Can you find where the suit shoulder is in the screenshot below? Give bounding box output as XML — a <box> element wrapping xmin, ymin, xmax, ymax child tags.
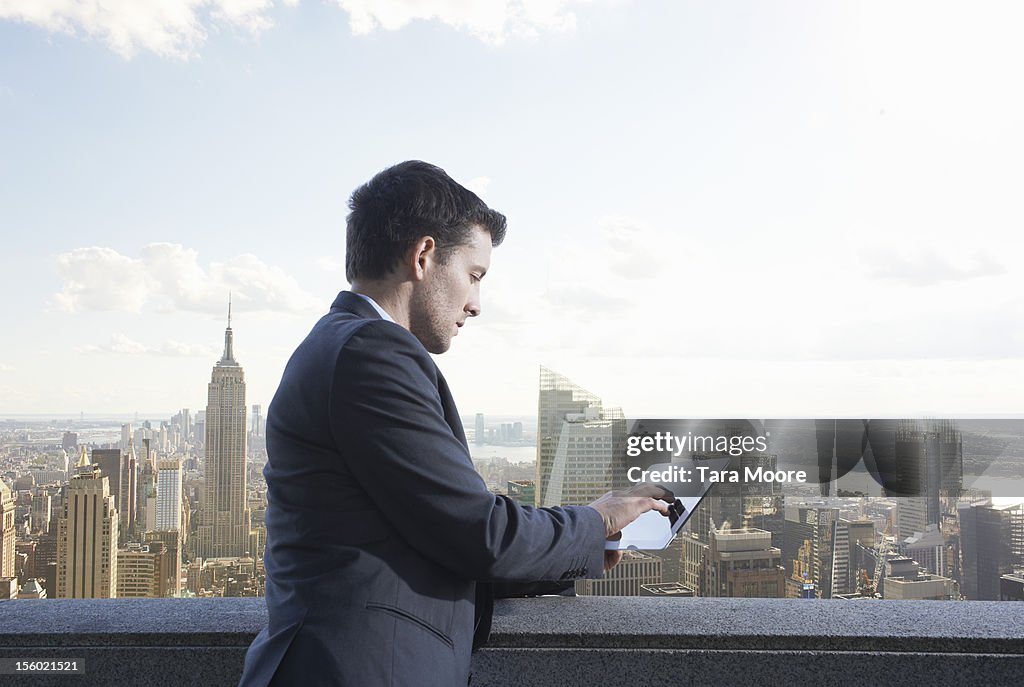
<box><xmin>300</xmin><ymin>311</ymin><xmax>408</xmax><ymax>352</ymax></box>
<box><xmin>340</xmin><ymin>318</ymin><xmax>429</xmax><ymax>358</ymax></box>
<box><xmin>316</xmin><ymin>317</ymin><xmax>437</xmax><ymax>389</ymax></box>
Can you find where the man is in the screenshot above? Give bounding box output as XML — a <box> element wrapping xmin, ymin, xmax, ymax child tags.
<box><xmin>238</xmin><ymin>161</ymin><xmax>670</xmax><ymax>687</ymax></box>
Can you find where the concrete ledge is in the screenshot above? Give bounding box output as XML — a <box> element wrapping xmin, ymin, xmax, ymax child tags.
<box><xmin>0</xmin><ymin>597</ymin><xmax>1021</xmax><ymax>685</ymax></box>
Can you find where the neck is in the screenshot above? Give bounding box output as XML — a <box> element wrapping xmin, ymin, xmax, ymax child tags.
<box><xmin>350</xmin><ymin>281</ymin><xmax>411</xmax><ymax>328</ymax></box>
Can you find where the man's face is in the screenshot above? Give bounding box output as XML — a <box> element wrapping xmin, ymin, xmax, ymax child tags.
<box><xmin>408</xmin><ymin>225</ymin><xmax>491</xmax><ymax>354</ymax></box>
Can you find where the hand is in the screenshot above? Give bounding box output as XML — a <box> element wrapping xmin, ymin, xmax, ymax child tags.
<box><xmin>604</xmin><ymin>532</ymin><xmax>623</xmax><ymax>572</ymax></box>
<box><xmin>588</xmin><ymin>483</ymin><xmax>675</xmax><ymax>540</ymax></box>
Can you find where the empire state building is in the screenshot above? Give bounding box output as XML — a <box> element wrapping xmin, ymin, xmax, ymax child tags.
<box><xmin>196</xmin><ymin>300</ymin><xmax>251</xmax><ymax>559</ymax></box>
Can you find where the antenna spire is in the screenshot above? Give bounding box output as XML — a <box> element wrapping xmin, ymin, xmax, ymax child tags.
<box><xmin>220</xmin><ymin>294</ymin><xmax>237</xmax><ymax>364</ymax></box>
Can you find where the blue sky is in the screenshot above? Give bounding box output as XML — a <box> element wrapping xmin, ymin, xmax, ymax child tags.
<box><xmin>1</xmin><ymin>1</ymin><xmax>1022</xmax><ymax>417</ymax></box>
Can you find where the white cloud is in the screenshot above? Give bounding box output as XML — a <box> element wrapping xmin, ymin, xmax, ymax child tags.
<box><xmin>865</xmin><ymin>247</ymin><xmax>1007</xmax><ymax>286</ymax></box>
<box><xmin>0</xmin><ymin>0</ymin><xmax>280</xmax><ymax>59</ymax></box>
<box><xmin>77</xmin><ymin>333</ymin><xmax>221</xmax><ymax>357</ymax></box>
<box><xmin>54</xmin><ymin>247</ymin><xmax>152</xmax><ymax>312</ymax></box>
<box><xmin>55</xmin><ymin>243</ymin><xmax>320</xmax><ymax>315</ymax></box>
<box><xmin>0</xmin><ymin>364</ymin><xmax>13</xmax><ymax>372</ymax></box>
<box><xmin>1</xmin><ymin>0</ymin><xmax>591</xmax><ymax>57</ymax></box>
<box><xmin>333</xmin><ymin>0</ymin><xmax>580</xmax><ymax>43</ymax></box>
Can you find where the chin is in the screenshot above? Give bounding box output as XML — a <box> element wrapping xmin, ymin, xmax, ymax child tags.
<box><xmin>419</xmin><ymin>336</ymin><xmax>451</xmax><ymax>355</ymax></box>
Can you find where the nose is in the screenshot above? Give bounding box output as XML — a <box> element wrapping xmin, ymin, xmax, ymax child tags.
<box><xmin>465</xmin><ymin>301</ymin><xmax>481</xmax><ymax>318</ymax></box>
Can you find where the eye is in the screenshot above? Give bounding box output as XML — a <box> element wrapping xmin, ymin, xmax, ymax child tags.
<box><xmin>470</xmin><ymin>273</ymin><xmax>482</xmax><ymax>283</ymax></box>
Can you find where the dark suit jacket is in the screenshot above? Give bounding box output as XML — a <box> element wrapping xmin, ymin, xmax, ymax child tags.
<box><xmin>238</xmin><ymin>291</ymin><xmax>606</xmax><ymax>687</ymax></box>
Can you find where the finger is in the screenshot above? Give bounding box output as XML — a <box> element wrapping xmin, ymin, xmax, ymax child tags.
<box><xmin>607</xmin><ymin>531</ymin><xmax>623</xmax><ymax>541</ymax></box>
<box><xmin>647</xmin><ymin>497</ymin><xmax>670</xmax><ymax>515</ymax></box>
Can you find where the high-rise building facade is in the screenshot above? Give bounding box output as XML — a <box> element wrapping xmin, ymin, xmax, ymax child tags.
<box><xmin>536</xmin><ymin>367</ymin><xmax>626</xmax><ymax>507</ymax></box>
<box><xmin>156</xmin><ymin>459</ymin><xmax>184</xmax><ymax>532</ymax></box>
<box><xmin>56</xmin><ymin>449</ymin><xmax>119</xmax><ymax>598</ymax></box>
<box><xmin>690</xmin><ymin>446</ymin><xmax>782</xmax><ymax>546</ymax></box>
<box><xmin>144</xmin><ymin>530</ymin><xmax>183</xmax><ymax>597</ymax></box>
<box><xmin>576</xmin><ymin>550</ymin><xmax>662</xmax><ymax>596</ymax></box>
<box><xmin>704</xmin><ymin>527</ymin><xmax>785</xmax><ymax>598</ymax></box>
<box><xmin>899</xmin><ymin>524</ymin><xmax>950</xmax><ymax>577</ymax></box>
<box><xmin>30</xmin><ymin>487</ymin><xmax>53</xmax><ymax>535</ymax></box>
<box><xmin>1004</xmin><ymin>502</ymin><xmax>1024</xmax><ymax>569</ymax></box>
<box><xmin>830</xmin><ymin>519</ymin><xmax>875</xmax><ymax>597</ymax></box>
<box><xmin>197</xmin><ymin>302</ymin><xmax>251</xmax><ymax>559</ymax></box>
<box><xmin>121</xmin><ymin>445</ymin><xmax>137</xmax><ymax>535</ymax></box>
<box><xmin>136</xmin><ymin>439</ymin><xmax>158</xmax><ymax>534</ymax></box>
<box><xmin>116</xmin><ymin>542</ymin><xmax>170</xmax><ymax>598</ymax></box>
<box><xmin>62</xmin><ymin>432</ymin><xmax>78</xmax><ymax>452</ymax></box>
<box><xmin>681</xmin><ymin>535</ymin><xmax>709</xmax><ymax>595</ymax></box>
<box><xmin>474</xmin><ymin>413</ymin><xmax>485</xmax><ymax>446</ymax></box>
<box><xmin>91</xmin><ymin>448</ymin><xmax>123</xmax><ymax>515</ymax></box>
<box><xmin>121</xmin><ymin>423</ymin><xmax>133</xmax><ymax>453</ymax></box>
<box><xmin>251</xmin><ymin>404</ymin><xmax>263</xmax><ymax>439</ymax></box>
<box><xmin>958</xmin><ymin>503</ymin><xmax>1014</xmax><ymax>600</ymax></box>
<box><xmin>0</xmin><ymin>481</ymin><xmax>15</xmax><ymax>578</ymax></box>
<box><xmin>782</xmin><ymin>504</ymin><xmax>838</xmax><ymax>599</ymax></box>
<box><xmin>893</xmin><ymin>420</ymin><xmax>963</xmax><ymax>539</ymax></box>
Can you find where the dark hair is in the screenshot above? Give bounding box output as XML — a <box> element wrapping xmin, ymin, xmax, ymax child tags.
<box><xmin>345</xmin><ymin>160</ymin><xmax>507</xmax><ymax>282</ymax></box>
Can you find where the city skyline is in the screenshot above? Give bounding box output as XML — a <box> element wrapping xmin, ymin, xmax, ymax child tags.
<box><xmin>3</xmin><ymin>363</ymin><xmax>1024</xmax><ymax>602</ymax></box>
<box><xmin>2</xmin><ymin>1</ymin><xmax>1023</xmax><ymax>417</ymax></box>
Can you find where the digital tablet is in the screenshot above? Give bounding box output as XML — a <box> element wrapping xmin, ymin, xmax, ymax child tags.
<box><xmin>604</xmin><ymin>457</ymin><xmax>730</xmax><ymax>550</ymax></box>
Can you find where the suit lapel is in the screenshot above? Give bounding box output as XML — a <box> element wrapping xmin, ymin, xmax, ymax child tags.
<box><xmin>435</xmin><ymin>371</ymin><xmax>468</xmax><ymax>450</ymax></box>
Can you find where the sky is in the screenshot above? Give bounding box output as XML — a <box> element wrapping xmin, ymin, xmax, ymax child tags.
<box><xmin>1</xmin><ymin>0</ymin><xmax>1022</xmax><ymax>419</ymax></box>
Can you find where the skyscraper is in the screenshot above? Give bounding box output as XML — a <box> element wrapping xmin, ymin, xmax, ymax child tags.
<box><xmin>0</xmin><ymin>481</ymin><xmax>15</xmax><ymax>578</ymax></box>
<box><xmin>30</xmin><ymin>487</ymin><xmax>52</xmax><ymax>535</ymax></box>
<box><xmin>135</xmin><ymin>439</ymin><xmax>158</xmax><ymax>534</ymax></box>
<box><xmin>196</xmin><ymin>299</ymin><xmax>251</xmax><ymax>559</ymax></box>
<box><xmin>958</xmin><ymin>502</ymin><xmax>1014</xmax><ymax>600</ymax></box>
<box><xmin>156</xmin><ymin>459</ymin><xmax>183</xmax><ymax>532</ymax></box>
<box><xmin>92</xmin><ymin>448</ymin><xmax>123</xmax><ymax>514</ymax></box>
<box><xmin>121</xmin><ymin>445</ymin><xmax>137</xmax><ymax>535</ymax></box>
<box><xmin>250</xmin><ymin>403</ymin><xmax>262</xmax><ymax>437</ymax></box>
<box><xmin>121</xmin><ymin>423</ymin><xmax>133</xmax><ymax>453</ymax></box>
<box><xmin>474</xmin><ymin>413</ymin><xmax>485</xmax><ymax>446</ymax></box>
<box><xmin>781</xmin><ymin>504</ymin><xmax>838</xmax><ymax>599</ymax></box>
<box><xmin>830</xmin><ymin>519</ymin><xmax>876</xmax><ymax>597</ymax></box>
<box><xmin>56</xmin><ymin>449</ymin><xmax>119</xmax><ymax>598</ymax></box>
<box><xmin>144</xmin><ymin>530</ymin><xmax>183</xmax><ymax>597</ymax></box>
<box><xmin>536</xmin><ymin>367</ymin><xmax>626</xmax><ymax>507</ymax></box>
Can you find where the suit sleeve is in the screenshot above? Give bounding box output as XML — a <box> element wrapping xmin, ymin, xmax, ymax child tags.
<box><xmin>328</xmin><ymin>320</ymin><xmax>606</xmax><ymax>583</ymax></box>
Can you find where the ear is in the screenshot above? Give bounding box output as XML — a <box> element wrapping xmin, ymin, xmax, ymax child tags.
<box><xmin>408</xmin><ymin>236</ymin><xmax>437</xmax><ymax>281</ymax></box>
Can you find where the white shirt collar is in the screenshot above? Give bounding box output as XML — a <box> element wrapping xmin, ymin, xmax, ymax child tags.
<box><xmin>354</xmin><ymin>292</ymin><xmax>396</xmax><ymax>323</ymax></box>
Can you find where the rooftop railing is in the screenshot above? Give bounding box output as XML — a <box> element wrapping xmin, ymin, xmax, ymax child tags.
<box><xmin>1</xmin><ymin>596</ymin><xmax>1022</xmax><ymax>685</ymax></box>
